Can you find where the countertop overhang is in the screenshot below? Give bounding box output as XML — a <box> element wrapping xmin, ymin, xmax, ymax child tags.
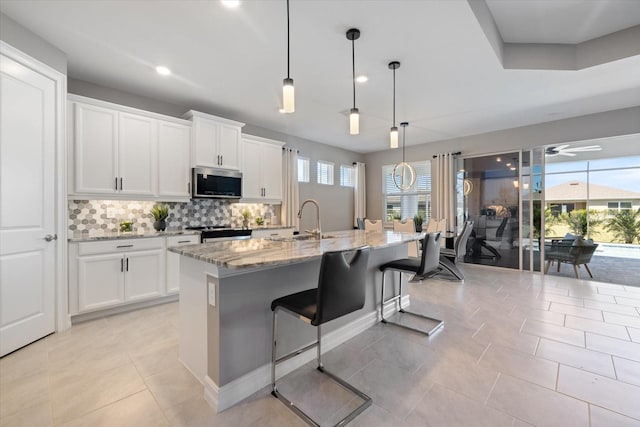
<box><xmin>169</xmin><ymin>229</ymin><xmax>423</xmax><ymax>270</ymax></box>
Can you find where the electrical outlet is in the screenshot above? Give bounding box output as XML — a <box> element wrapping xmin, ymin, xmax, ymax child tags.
<box><xmin>106</xmin><ymin>207</ymin><xmax>116</xmax><ymax>218</ymax></box>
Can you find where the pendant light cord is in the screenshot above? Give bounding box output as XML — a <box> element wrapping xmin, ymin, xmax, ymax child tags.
<box><xmin>286</xmin><ymin>0</ymin><xmax>290</xmax><ymax>79</ymax></box>
<box><xmin>352</xmin><ymin>38</ymin><xmax>356</xmax><ymax>108</ymax></box>
<box><xmin>402</xmin><ymin>124</ymin><xmax>406</xmax><ymax>162</ymax></box>
<box><xmin>392</xmin><ymin>68</ymin><xmax>396</xmax><ymax>127</ymax></box>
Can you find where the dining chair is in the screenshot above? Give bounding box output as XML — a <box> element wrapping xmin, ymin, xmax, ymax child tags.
<box><xmin>364</xmin><ymin>219</ymin><xmax>383</xmax><ymax>232</ymax></box>
<box><xmin>393</xmin><ymin>219</ymin><xmax>418</xmax><ymax>258</ymax></box>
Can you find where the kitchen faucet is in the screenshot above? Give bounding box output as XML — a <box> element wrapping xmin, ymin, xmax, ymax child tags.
<box><xmin>298</xmin><ymin>199</ymin><xmax>322</xmax><ymax>239</ymax></box>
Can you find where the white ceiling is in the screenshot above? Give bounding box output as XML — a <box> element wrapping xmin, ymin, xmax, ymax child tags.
<box><xmin>486</xmin><ymin>0</ymin><xmax>640</xmax><ymax>44</ymax></box>
<box><xmin>1</xmin><ymin>0</ymin><xmax>639</xmax><ymax>153</ymax></box>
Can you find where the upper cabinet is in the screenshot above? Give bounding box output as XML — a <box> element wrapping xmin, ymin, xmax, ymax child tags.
<box><xmin>241</xmin><ymin>135</ymin><xmax>284</xmax><ymax>203</ymax></box>
<box><xmin>183</xmin><ymin>110</ymin><xmax>244</xmax><ymax>170</ymax></box>
<box><xmin>68</xmin><ymin>95</ymin><xmax>192</xmax><ymax>201</ymax></box>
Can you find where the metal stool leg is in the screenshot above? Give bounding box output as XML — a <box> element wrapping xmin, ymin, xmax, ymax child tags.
<box><xmin>380</xmin><ymin>268</ymin><xmax>444</xmax><ymax>336</ymax></box>
<box><xmin>271</xmin><ymin>308</ymin><xmax>372</xmax><ymax>426</ymax></box>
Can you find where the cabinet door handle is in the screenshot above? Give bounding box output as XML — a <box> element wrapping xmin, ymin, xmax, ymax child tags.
<box><xmin>120</xmin><ymin>177</ymin><xmax>123</xmax><ymax>191</ymax></box>
<box><xmin>117</xmin><ymin>244</ymin><xmax>133</xmax><ymax>248</ymax></box>
<box><xmin>126</xmin><ymin>258</ymin><xmax>129</xmax><ymax>272</ymax></box>
<box><xmin>220</xmin><ymin>155</ymin><xmax>223</xmax><ymax>165</ymax></box>
<box><xmin>187</xmin><ymin>182</ymin><xmax>190</xmax><ymax>193</ymax></box>
<box><xmin>120</xmin><ymin>258</ymin><xmax>124</xmax><ymax>272</ymax></box>
<box><xmin>115</xmin><ymin>177</ymin><xmax>118</xmax><ymax>190</ymax></box>
<box><xmin>178</xmin><ymin>240</ymin><xmax>191</xmax><ymax>244</ymax></box>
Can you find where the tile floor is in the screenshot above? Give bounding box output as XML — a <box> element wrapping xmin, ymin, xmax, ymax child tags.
<box><xmin>2</xmin><ymin>264</ymin><xmax>640</xmax><ymax>426</ymax></box>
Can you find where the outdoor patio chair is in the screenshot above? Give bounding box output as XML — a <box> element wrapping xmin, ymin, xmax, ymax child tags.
<box><xmin>544</xmin><ymin>238</ymin><xmax>598</xmax><ymax>279</ymax></box>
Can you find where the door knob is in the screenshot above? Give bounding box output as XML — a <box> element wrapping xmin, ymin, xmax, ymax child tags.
<box><xmin>44</xmin><ymin>234</ymin><xmax>57</xmax><ymax>242</ymax></box>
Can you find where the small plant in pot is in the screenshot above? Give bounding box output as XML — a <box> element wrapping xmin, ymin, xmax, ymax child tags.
<box><xmin>241</xmin><ymin>209</ymin><xmax>251</xmax><ymax>229</ymax></box>
<box><xmin>151</xmin><ymin>204</ymin><xmax>169</xmax><ymax>231</ymax></box>
<box><xmin>413</xmin><ymin>214</ymin><xmax>424</xmax><ymax>232</ymax></box>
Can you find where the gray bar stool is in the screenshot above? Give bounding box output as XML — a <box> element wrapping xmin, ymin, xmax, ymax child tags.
<box><xmin>379</xmin><ymin>232</ymin><xmax>444</xmax><ymax>336</ymax></box>
<box><xmin>439</xmin><ymin>220</ymin><xmax>473</xmax><ymax>281</ymax></box>
<box><xmin>271</xmin><ymin>247</ymin><xmax>372</xmax><ymax>426</ymax></box>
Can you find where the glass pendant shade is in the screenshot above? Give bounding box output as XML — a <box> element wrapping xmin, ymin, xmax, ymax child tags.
<box><xmin>390</xmin><ymin>126</ymin><xmax>399</xmax><ymax>148</ymax></box>
<box><xmin>282</xmin><ymin>78</ymin><xmax>295</xmax><ymax>113</ymax></box>
<box><xmin>350</xmin><ymin>108</ymin><xmax>359</xmax><ymax>135</ymax></box>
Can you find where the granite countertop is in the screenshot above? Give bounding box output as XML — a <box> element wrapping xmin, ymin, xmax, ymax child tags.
<box><xmin>68</xmin><ymin>228</ymin><xmax>201</xmax><ymax>242</ymax></box>
<box><xmin>169</xmin><ymin>229</ymin><xmax>422</xmax><ymax>269</ymax></box>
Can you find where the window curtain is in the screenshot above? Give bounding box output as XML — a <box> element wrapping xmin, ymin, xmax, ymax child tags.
<box><xmin>432</xmin><ymin>153</ymin><xmax>456</xmax><ymax>232</ymax></box>
<box><xmin>353</xmin><ymin>162</ymin><xmax>366</xmax><ymax>228</ymax></box>
<box><xmin>281</xmin><ymin>148</ymin><xmax>299</xmax><ymax>230</ymax></box>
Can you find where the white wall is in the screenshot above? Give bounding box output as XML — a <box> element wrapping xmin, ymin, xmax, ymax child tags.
<box><xmin>0</xmin><ymin>12</ymin><xmax>67</xmax><ymax>74</ymax></box>
<box><xmin>363</xmin><ymin>107</ymin><xmax>640</xmax><ymax>220</ymax></box>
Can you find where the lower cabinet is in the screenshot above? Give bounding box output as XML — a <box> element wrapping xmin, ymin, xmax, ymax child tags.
<box><xmin>166</xmin><ymin>235</ymin><xmax>200</xmax><ymax>294</ymax></box>
<box><xmin>69</xmin><ymin>237</ymin><xmax>166</xmax><ymax>315</ymax></box>
<box><xmin>251</xmin><ymin>228</ymin><xmax>294</xmax><ymax>239</ymax></box>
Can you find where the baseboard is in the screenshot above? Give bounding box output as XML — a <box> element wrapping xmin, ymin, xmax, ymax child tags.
<box><xmin>70</xmin><ymin>294</ymin><xmax>178</xmax><ymax>324</ymax></box>
<box><xmin>203</xmin><ymin>299</ymin><xmax>409</xmax><ymax>413</ymax></box>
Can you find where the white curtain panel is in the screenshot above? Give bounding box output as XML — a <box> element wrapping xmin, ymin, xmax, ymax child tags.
<box><xmin>281</xmin><ymin>148</ymin><xmax>300</xmax><ymax>229</ymax></box>
<box><xmin>353</xmin><ymin>162</ymin><xmax>366</xmax><ymax>228</ymax></box>
<box><xmin>432</xmin><ymin>153</ymin><xmax>456</xmax><ymax>232</ymax></box>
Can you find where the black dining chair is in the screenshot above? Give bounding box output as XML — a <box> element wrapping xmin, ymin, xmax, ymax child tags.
<box><xmin>379</xmin><ymin>232</ymin><xmax>444</xmax><ymax>336</ymax></box>
<box><xmin>271</xmin><ymin>247</ymin><xmax>372</xmax><ymax>426</ymax></box>
<box><xmin>438</xmin><ymin>220</ymin><xmax>473</xmax><ymax>281</ymax></box>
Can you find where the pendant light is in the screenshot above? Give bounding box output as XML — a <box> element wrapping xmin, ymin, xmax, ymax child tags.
<box><xmin>392</xmin><ymin>122</ymin><xmax>416</xmax><ymax>190</ymax></box>
<box><xmin>346</xmin><ymin>28</ymin><xmax>361</xmax><ymax>135</ymax></box>
<box><xmin>389</xmin><ymin>61</ymin><xmax>400</xmax><ymax>148</ymax></box>
<box><xmin>282</xmin><ymin>0</ymin><xmax>294</xmax><ymax>113</ymax></box>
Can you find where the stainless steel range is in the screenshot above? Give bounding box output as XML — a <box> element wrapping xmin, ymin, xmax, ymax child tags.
<box><xmin>185</xmin><ymin>226</ymin><xmax>252</xmax><ymax>243</ymax></box>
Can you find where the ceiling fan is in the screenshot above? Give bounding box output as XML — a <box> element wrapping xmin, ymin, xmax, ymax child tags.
<box><xmin>545</xmin><ymin>144</ymin><xmax>602</xmax><ymax>157</ymax></box>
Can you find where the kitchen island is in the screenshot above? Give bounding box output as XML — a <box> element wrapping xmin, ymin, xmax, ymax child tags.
<box><xmin>169</xmin><ymin>229</ymin><xmax>421</xmax><ymax>412</ymax></box>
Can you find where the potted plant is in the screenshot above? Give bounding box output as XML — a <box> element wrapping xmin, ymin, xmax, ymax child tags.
<box><xmin>255</xmin><ymin>216</ymin><xmax>264</xmax><ymax>226</ymax></box>
<box><xmin>241</xmin><ymin>209</ymin><xmax>251</xmax><ymax>229</ymax></box>
<box><xmin>150</xmin><ymin>204</ymin><xmax>169</xmax><ymax>231</ymax></box>
<box><xmin>413</xmin><ymin>214</ymin><xmax>423</xmax><ymax>232</ymax></box>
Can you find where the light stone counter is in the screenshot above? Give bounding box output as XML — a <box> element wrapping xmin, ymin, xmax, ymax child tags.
<box><xmin>68</xmin><ymin>228</ymin><xmax>200</xmax><ymax>242</ymax></box>
<box><xmin>169</xmin><ymin>229</ymin><xmax>420</xmax><ymax>270</ymax></box>
<box><xmin>176</xmin><ymin>229</ymin><xmax>421</xmax><ymax>413</ymax></box>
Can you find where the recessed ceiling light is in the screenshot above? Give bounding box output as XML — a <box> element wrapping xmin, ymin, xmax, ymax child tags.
<box><xmin>356</xmin><ymin>75</ymin><xmax>368</xmax><ymax>83</ymax></box>
<box><xmin>278</xmin><ymin>108</ymin><xmax>286</xmax><ymax>114</ymax></box>
<box><xmin>496</xmin><ymin>156</ymin><xmax>502</xmax><ymax>162</ymax></box>
<box><xmin>222</xmin><ymin>0</ymin><xmax>240</xmax><ymax>8</ymax></box>
<box><xmin>155</xmin><ymin>66</ymin><xmax>171</xmax><ymax>76</ymax></box>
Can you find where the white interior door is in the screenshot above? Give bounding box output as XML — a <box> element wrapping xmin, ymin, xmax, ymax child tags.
<box><xmin>0</xmin><ymin>53</ymin><xmax>57</xmax><ymax>356</ymax></box>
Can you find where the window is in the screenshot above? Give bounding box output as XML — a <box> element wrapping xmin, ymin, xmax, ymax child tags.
<box><xmin>297</xmin><ymin>157</ymin><xmax>309</xmax><ymax>183</ymax></box>
<box><xmin>317</xmin><ymin>161</ymin><xmax>334</xmax><ymax>185</ymax></box>
<box><xmin>340</xmin><ymin>164</ymin><xmax>355</xmax><ymax>187</ymax></box>
<box><xmin>382</xmin><ymin>161</ymin><xmax>431</xmax><ymax>222</ymax></box>
<box><xmin>608</xmin><ymin>201</ymin><xmax>633</xmax><ymax>215</ymax></box>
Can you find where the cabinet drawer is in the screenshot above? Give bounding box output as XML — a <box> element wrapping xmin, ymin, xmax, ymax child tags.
<box><xmin>166</xmin><ymin>235</ymin><xmax>200</xmax><ymax>247</ymax></box>
<box><xmin>78</xmin><ymin>237</ymin><xmax>163</xmax><ymax>256</ymax></box>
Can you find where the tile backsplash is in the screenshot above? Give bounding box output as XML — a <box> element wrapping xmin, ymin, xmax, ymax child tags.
<box><xmin>68</xmin><ymin>199</ymin><xmax>280</xmax><ymax>232</ymax></box>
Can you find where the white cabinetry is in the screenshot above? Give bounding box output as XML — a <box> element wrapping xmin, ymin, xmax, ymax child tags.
<box><xmin>166</xmin><ymin>234</ymin><xmax>201</xmax><ymax>294</ymax></box>
<box><xmin>68</xmin><ymin>95</ymin><xmax>192</xmax><ymax>201</ymax></box>
<box><xmin>241</xmin><ymin>135</ymin><xmax>284</xmax><ymax>203</ymax></box>
<box><xmin>184</xmin><ymin>110</ymin><xmax>244</xmax><ymax>170</ymax></box>
<box><xmin>69</xmin><ymin>238</ymin><xmax>165</xmax><ymax>314</ymax></box>
<box><xmin>158</xmin><ymin>121</ymin><xmax>191</xmax><ymax>198</ymax></box>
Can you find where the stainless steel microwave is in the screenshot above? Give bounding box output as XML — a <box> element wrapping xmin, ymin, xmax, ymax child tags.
<box><xmin>192</xmin><ymin>167</ymin><xmax>242</xmax><ymax>199</ymax></box>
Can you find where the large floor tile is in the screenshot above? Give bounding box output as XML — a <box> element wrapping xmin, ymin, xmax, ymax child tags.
<box><xmin>557</xmin><ymin>365</ymin><xmax>640</xmax><ymax>420</ymax></box>
<box><xmin>536</xmin><ymin>338</ymin><xmax>615</xmax><ymax>378</ymax></box>
<box><xmin>144</xmin><ymin>363</ymin><xmax>203</xmax><ymax>410</ymax></box>
<box><xmin>583</xmin><ymin>299</ymin><xmax>639</xmax><ymax>316</ymax></box>
<box><xmin>363</xmin><ymin>331</ymin><xmax>439</xmax><ymax>373</ymax></box>
<box><xmin>613</xmin><ymin>356</ymin><xmax>640</xmax><ymax>387</ymax></box>
<box><xmin>0</xmin><ymin>371</ymin><xmax>49</xmax><ymax>419</ymax></box>
<box><xmin>522</xmin><ymin>318</ymin><xmax>585</xmax><ymax>347</ymax></box>
<box><xmin>57</xmin><ymin>390</ymin><xmax>168</xmax><ymax>427</ymax></box>
<box><xmin>487</xmin><ymin>373</ymin><xmax>589</xmax><ymax>426</ymax></box>
<box><xmin>603</xmin><ymin>311</ymin><xmax>640</xmax><ymax>328</ymax></box>
<box><xmin>509</xmin><ymin>306</ymin><xmax>566</xmax><ymax>326</ymax></box>
<box><xmin>564</xmin><ymin>315</ymin><xmax>630</xmax><ymax>340</ymax></box>
<box><xmin>550</xmin><ymin>302</ymin><xmax>603</xmax><ymax>320</ymax></box>
<box><xmin>0</xmin><ymin>400</ymin><xmax>51</xmax><ymax>427</ymax></box>
<box><xmin>479</xmin><ymin>343</ymin><xmax>558</xmax><ymax>390</ymax></box>
<box><xmin>131</xmin><ymin>343</ymin><xmax>180</xmax><ymax>379</ymax></box>
<box><xmin>348</xmin><ymin>358</ymin><xmax>432</xmax><ymax>420</ymax></box>
<box><xmin>614</xmin><ymin>296</ymin><xmax>640</xmax><ymax>308</ymax></box>
<box><xmin>343</xmin><ymin>403</ymin><xmax>401</xmax><ymax>427</ymax></box>
<box><xmin>586</xmin><ymin>333</ymin><xmax>640</xmax><ymax>362</ymax></box>
<box><xmin>0</xmin><ymin>339</ymin><xmax>48</xmax><ymax>384</ymax></box>
<box><xmin>628</xmin><ymin>326</ymin><xmax>640</xmax><ymax>343</ymax></box>
<box><xmin>590</xmin><ymin>405</ymin><xmax>640</xmax><ymax>427</ymax></box>
<box><xmin>472</xmin><ymin>321</ymin><xmax>539</xmax><ymax>355</ymax></box>
<box><xmin>50</xmin><ymin>362</ymin><xmax>146</xmax><ymax>425</ymax></box>
<box><xmin>404</xmin><ymin>384</ymin><xmax>513</xmax><ymax>427</ymax></box>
